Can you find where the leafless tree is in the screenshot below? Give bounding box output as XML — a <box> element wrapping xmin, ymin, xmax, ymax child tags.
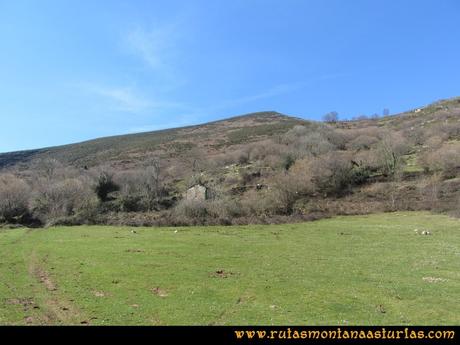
<box><xmin>421</xmin><ymin>173</ymin><xmax>442</xmax><ymax>210</ymax></box>
<box><xmin>322</xmin><ymin>111</ymin><xmax>339</xmax><ymax>123</ymax></box>
<box><xmin>376</xmin><ymin>132</ymin><xmax>409</xmax><ymax>177</ymax></box>
<box><xmin>142</xmin><ymin>158</ymin><xmax>164</xmax><ymax>210</ymax></box>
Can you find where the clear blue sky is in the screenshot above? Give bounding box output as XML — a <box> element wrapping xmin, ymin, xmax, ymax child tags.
<box><xmin>1</xmin><ymin>0</ymin><xmax>459</xmax><ymax>153</ymax></box>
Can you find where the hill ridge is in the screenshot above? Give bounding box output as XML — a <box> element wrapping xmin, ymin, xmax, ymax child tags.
<box><xmin>0</xmin><ymin>110</ymin><xmax>305</xmax><ymax>168</ymax></box>
<box><xmin>1</xmin><ymin>96</ymin><xmax>460</xmax><ymax>169</ymax></box>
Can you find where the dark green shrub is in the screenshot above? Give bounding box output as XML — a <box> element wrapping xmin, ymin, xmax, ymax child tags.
<box><xmin>94</xmin><ymin>172</ymin><xmax>119</xmax><ymax>202</ymax></box>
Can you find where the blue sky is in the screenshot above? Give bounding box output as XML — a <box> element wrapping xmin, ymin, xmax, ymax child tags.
<box><xmin>1</xmin><ymin>0</ymin><xmax>459</xmax><ymax>153</ymax></box>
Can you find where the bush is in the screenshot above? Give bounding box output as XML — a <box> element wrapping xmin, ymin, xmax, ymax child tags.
<box><xmin>237</xmin><ymin>150</ymin><xmax>250</xmax><ymax>165</ymax></box>
<box><xmin>172</xmin><ymin>199</ymin><xmax>208</xmax><ymax>220</ymax></box>
<box><xmin>347</xmin><ymin>134</ymin><xmax>379</xmax><ymax>150</ymax></box>
<box><xmin>298</xmin><ymin>132</ymin><xmax>335</xmax><ymax>156</ymax></box>
<box><xmin>207</xmin><ymin>198</ymin><xmax>245</xmax><ymax>221</ymax></box>
<box><xmin>116</xmin><ymin>194</ymin><xmax>143</xmax><ymax>212</ymax></box>
<box><xmin>308</xmin><ymin>153</ymin><xmax>371</xmax><ymax>196</ymax></box>
<box><xmin>240</xmin><ymin>189</ymin><xmax>273</xmax><ymax>216</ymax></box>
<box><xmin>420</xmin><ymin>143</ymin><xmax>460</xmax><ymax>178</ymax></box>
<box><xmin>281</xmin><ymin>153</ymin><xmax>296</xmax><ymax>171</ymax></box>
<box><xmin>375</xmin><ymin>132</ymin><xmax>410</xmax><ymax>177</ymax></box>
<box><xmin>170</xmin><ymin>196</ymin><xmax>246</xmax><ymax>225</ymax></box>
<box><xmin>323</xmin><ymin>111</ymin><xmax>339</xmax><ymax>123</ymax></box>
<box><xmin>94</xmin><ymin>171</ymin><xmax>119</xmax><ymax>202</ymax></box>
<box><xmin>255</xmin><ymin>165</ymin><xmax>314</xmax><ymax>215</ymax></box>
<box><xmin>32</xmin><ymin>177</ymin><xmax>97</xmax><ymax>225</ymax></box>
<box><xmin>0</xmin><ymin>174</ymin><xmax>31</xmax><ymax>223</ymax></box>
<box><xmin>270</xmin><ymin>173</ymin><xmax>303</xmax><ymax>214</ymax></box>
<box><xmin>282</xmin><ymin>125</ymin><xmax>336</xmax><ymax>157</ymax></box>
<box><xmin>419</xmin><ymin>173</ymin><xmax>442</xmax><ymax>210</ymax></box>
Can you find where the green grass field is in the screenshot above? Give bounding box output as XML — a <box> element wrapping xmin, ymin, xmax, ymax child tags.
<box><xmin>0</xmin><ymin>212</ymin><xmax>459</xmax><ymax>325</ymax></box>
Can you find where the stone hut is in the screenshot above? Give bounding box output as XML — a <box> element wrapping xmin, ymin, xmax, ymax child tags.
<box><xmin>185</xmin><ymin>183</ymin><xmax>210</xmax><ymax>201</ymax></box>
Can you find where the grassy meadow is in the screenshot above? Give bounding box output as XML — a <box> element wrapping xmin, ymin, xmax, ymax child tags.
<box><xmin>0</xmin><ymin>212</ymin><xmax>459</xmax><ymax>325</ymax></box>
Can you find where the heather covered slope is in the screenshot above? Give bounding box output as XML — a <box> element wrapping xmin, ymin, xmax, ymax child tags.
<box><xmin>1</xmin><ymin>97</ymin><xmax>460</xmax><ymax>171</ymax></box>
<box><xmin>0</xmin><ymin>111</ymin><xmax>306</xmax><ymax>169</ymax></box>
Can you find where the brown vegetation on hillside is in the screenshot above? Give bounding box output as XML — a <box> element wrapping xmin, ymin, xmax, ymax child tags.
<box><xmin>1</xmin><ymin>98</ymin><xmax>460</xmax><ymax>227</ymax></box>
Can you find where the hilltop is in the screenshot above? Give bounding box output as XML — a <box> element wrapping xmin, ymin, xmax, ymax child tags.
<box><xmin>2</xmin><ymin>97</ymin><xmax>460</xmax><ymax>170</ymax></box>
<box><xmin>0</xmin><ymin>111</ymin><xmax>306</xmax><ymax>169</ymax></box>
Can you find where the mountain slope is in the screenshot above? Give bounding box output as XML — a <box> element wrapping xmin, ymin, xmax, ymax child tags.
<box><xmin>0</xmin><ymin>111</ymin><xmax>306</xmax><ymax>169</ymax></box>
<box><xmin>1</xmin><ymin>97</ymin><xmax>459</xmax><ymax>227</ymax></box>
<box><xmin>1</xmin><ymin>97</ymin><xmax>460</xmax><ymax>171</ymax></box>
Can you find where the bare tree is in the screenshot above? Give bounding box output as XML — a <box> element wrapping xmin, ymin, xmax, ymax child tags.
<box><xmin>142</xmin><ymin>158</ymin><xmax>164</xmax><ymax>210</ymax></box>
<box><xmin>31</xmin><ymin>158</ymin><xmax>82</xmax><ymax>181</ymax></box>
<box><xmin>180</xmin><ymin>148</ymin><xmax>209</xmax><ymax>185</ymax></box>
<box><xmin>376</xmin><ymin>132</ymin><xmax>409</xmax><ymax>177</ymax></box>
<box><xmin>353</xmin><ymin>114</ymin><xmax>369</xmax><ymax>121</ymax></box>
<box><xmin>421</xmin><ymin>173</ymin><xmax>442</xmax><ymax>210</ymax></box>
<box><xmin>322</xmin><ymin>111</ymin><xmax>339</xmax><ymax>123</ymax></box>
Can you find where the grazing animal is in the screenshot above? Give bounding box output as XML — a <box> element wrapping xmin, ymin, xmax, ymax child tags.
<box><xmin>414</xmin><ymin>229</ymin><xmax>432</xmax><ymax>235</ymax></box>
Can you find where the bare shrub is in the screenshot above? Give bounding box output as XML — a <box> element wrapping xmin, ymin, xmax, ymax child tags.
<box><xmin>31</xmin><ymin>158</ymin><xmax>80</xmax><ymax>181</ymax></box>
<box><xmin>298</xmin><ymin>132</ymin><xmax>335</xmax><ymax>156</ymax></box>
<box><xmin>323</xmin><ymin>111</ymin><xmax>339</xmax><ymax>123</ymax></box>
<box><xmin>248</xmin><ymin>141</ymin><xmax>269</xmax><ymax>161</ymax></box>
<box><xmin>237</xmin><ymin>150</ymin><xmax>250</xmax><ymax>165</ymax></box>
<box><xmin>347</xmin><ymin>134</ymin><xmax>379</xmax><ymax>150</ymax></box>
<box><xmin>428</xmin><ymin>122</ymin><xmax>460</xmax><ymax>141</ymax></box>
<box><xmin>259</xmin><ymin>164</ymin><xmax>314</xmax><ymax>215</ymax></box>
<box><xmin>172</xmin><ymin>199</ymin><xmax>208</xmax><ymax>220</ymax></box>
<box><xmin>419</xmin><ymin>173</ymin><xmax>442</xmax><ymax>210</ymax></box>
<box><xmin>170</xmin><ymin>193</ymin><xmax>246</xmax><ymax>225</ymax></box>
<box><xmin>240</xmin><ymin>189</ymin><xmax>272</xmax><ymax>216</ymax></box>
<box><xmin>263</xmin><ymin>154</ymin><xmax>284</xmax><ymax>170</ymax></box>
<box><xmin>309</xmin><ymin>152</ymin><xmax>371</xmax><ymax>196</ymax></box>
<box><xmin>424</xmin><ymin>136</ymin><xmax>445</xmax><ymax>150</ymax></box>
<box><xmin>325</xmin><ymin>128</ymin><xmax>351</xmax><ymax>150</ymax></box>
<box><xmin>420</xmin><ymin>142</ymin><xmax>460</xmax><ymax>178</ymax></box>
<box><xmin>181</xmin><ymin>147</ymin><xmax>209</xmax><ymax>174</ymax></box>
<box><xmin>375</xmin><ymin>132</ymin><xmax>410</xmax><ymax>177</ymax></box>
<box><xmin>206</xmin><ymin>197</ymin><xmax>246</xmax><ymax>221</ymax></box>
<box><xmin>140</xmin><ymin>158</ymin><xmax>166</xmax><ymax>210</ymax></box>
<box><xmin>353</xmin><ymin>149</ymin><xmax>382</xmax><ymax>173</ymax></box>
<box><xmin>312</xmin><ymin>153</ymin><xmax>352</xmax><ymax>196</ymax></box>
<box><xmin>406</xmin><ymin>127</ymin><xmax>427</xmax><ymax>146</ymax></box>
<box><xmin>31</xmin><ymin>176</ymin><xmax>97</xmax><ymax>224</ymax></box>
<box><xmin>0</xmin><ymin>174</ymin><xmax>31</xmax><ymax>222</ymax></box>
<box><xmin>269</xmin><ymin>173</ymin><xmax>303</xmax><ymax>214</ymax></box>
<box><xmin>282</xmin><ymin>124</ymin><xmax>337</xmax><ymax>157</ymax></box>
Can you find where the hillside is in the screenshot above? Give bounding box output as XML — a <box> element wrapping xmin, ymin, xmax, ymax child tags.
<box><xmin>2</xmin><ymin>97</ymin><xmax>460</xmax><ymax>171</ymax></box>
<box><xmin>0</xmin><ymin>111</ymin><xmax>306</xmax><ymax>169</ymax></box>
<box><xmin>0</xmin><ymin>97</ymin><xmax>460</xmax><ymax>227</ymax></box>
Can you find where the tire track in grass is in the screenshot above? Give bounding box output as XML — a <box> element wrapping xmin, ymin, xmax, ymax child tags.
<box><xmin>1</xmin><ymin>228</ymin><xmax>45</xmax><ymax>325</ymax></box>
<box><xmin>27</xmin><ymin>250</ymin><xmax>87</xmax><ymax>325</ymax></box>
